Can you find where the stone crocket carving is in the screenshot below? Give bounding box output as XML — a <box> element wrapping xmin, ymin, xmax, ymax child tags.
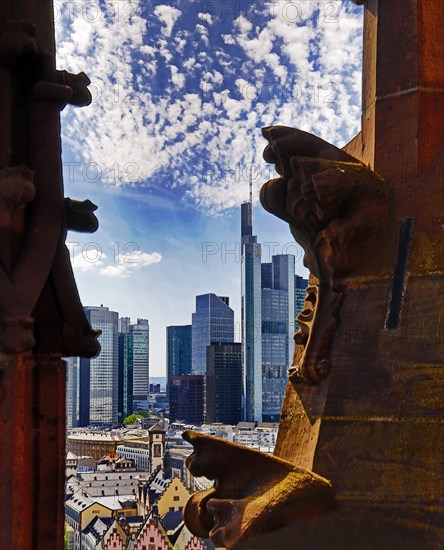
<box><xmin>260</xmin><ymin>126</ymin><xmax>393</xmax><ymax>384</ymax></box>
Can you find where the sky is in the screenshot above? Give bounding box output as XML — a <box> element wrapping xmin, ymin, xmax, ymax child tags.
<box><xmin>54</xmin><ymin>0</ymin><xmax>364</xmax><ymax>376</ymax></box>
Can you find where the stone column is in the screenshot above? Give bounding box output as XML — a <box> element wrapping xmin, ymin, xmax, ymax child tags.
<box><xmin>0</xmin><ymin>1</ymin><xmax>98</xmax><ymax>548</ymax></box>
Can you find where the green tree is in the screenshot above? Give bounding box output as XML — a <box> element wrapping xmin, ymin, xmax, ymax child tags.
<box><xmin>123</xmin><ymin>413</ymin><xmax>144</xmax><ymax>425</ymax></box>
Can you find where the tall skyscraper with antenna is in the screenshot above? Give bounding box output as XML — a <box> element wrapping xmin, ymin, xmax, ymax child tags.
<box><xmin>241</xmin><ymin>169</ymin><xmax>262</xmax><ymax>421</ymax></box>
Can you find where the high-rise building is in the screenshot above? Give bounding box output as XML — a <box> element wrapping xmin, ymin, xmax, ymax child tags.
<box><xmin>191</xmin><ymin>294</ymin><xmax>234</xmax><ymax>374</ymax></box>
<box><xmin>261</xmin><ymin>255</ymin><xmax>295</xmax><ymax>421</ymax></box>
<box><xmin>241</xmin><ymin>200</ymin><xmax>262</xmax><ymax>421</ymax></box>
<box><xmin>166</xmin><ymin>325</ymin><xmax>192</xmax><ymax>404</ymax></box>
<box><xmin>131</xmin><ymin>319</ymin><xmax>150</xmax><ymax>412</ymax></box>
<box><xmin>79</xmin><ymin>306</ymin><xmax>119</xmax><ymax>427</ymax></box>
<box><xmin>119</xmin><ymin>316</ymin><xmax>131</xmax><ymax>334</ymax></box>
<box><xmin>294</xmin><ymin>275</ymin><xmax>309</xmax><ymax>331</ymax></box>
<box><xmin>241</xmin><ymin>192</ymin><xmax>307</xmax><ymax>422</ymax></box>
<box><xmin>168</xmin><ymin>375</ymin><xmax>204</xmax><ymax>425</ymax></box>
<box><xmin>167</xmin><ymin>325</ymin><xmax>192</xmax><ymax>377</ymax></box>
<box><xmin>206</xmin><ymin>343</ymin><xmax>242</xmax><ymax>425</ymax></box>
<box><xmin>118</xmin><ymin>318</ymin><xmax>150</xmax><ymax>419</ymax></box>
<box><xmin>66</xmin><ymin>356</ymin><xmax>80</xmax><ymax>428</ymax></box>
<box><xmin>118</xmin><ymin>329</ymin><xmax>132</xmax><ymax>421</ymax></box>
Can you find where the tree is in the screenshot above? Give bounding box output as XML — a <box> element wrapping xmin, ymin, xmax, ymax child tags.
<box><xmin>123</xmin><ymin>413</ymin><xmax>144</xmax><ymax>425</ymax></box>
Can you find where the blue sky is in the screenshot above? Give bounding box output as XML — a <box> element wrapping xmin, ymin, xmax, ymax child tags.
<box><xmin>55</xmin><ymin>0</ymin><xmax>363</xmax><ymax>375</ymax></box>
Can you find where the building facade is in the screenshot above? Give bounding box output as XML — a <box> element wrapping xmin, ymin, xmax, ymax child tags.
<box><xmin>294</xmin><ymin>274</ymin><xmax>308</xmax><ymax>331</ymax></box>
<box><xmin>79</xmin><ymin>306</ymin><xmax>119</xmax><ymax>427</ymax></box>
<box><xmin>66</xmin><ymin>432</ymin><xmax>125</xmax><ymax>459</ymax></box>
<box><xmin>66</xmin><ymin>356</ymin><xmax>80</xmax><ymax>429</ymax></box>
<box><xmin>168</xmin><ymin>375</ymin><xmax>204</xmax><ymax>425</ymax></box>
<box><xmin>118</xmin><ymin>330</ymin><xmax>132</xmax><ymax>422</ymax></box>
<box><xmin>131</xmin><ymin>319</ymin><xmax>150</xmax><ymax>411</ymax></box>
<box><xmin>206</xmin><ymin>343</ymin><xmax>242</xmax><ymax>425</ymax></box>
<box><xmin>241</xmin><ymin>202</ymin><xmax>307</xmax><ymax>422</ymax></box>
<box><xmin>116</xmin><ymin>441</ymin><xmax>151</xmax><ymax>472</ymax></box>
<box><xmin>261</xmin><ymin>255</ymin><xmax>295</xmax><ymax>421</ymax></box>
<box><xmin>166</xmin><ymin>325</ymin><xmax>192</xmax><ymax>399</ymax></box>
<box><xmin>118</xmin><ymin>318</ymin><xmax>150</xmax><ymax>420</ymax></box>
<box><xmin>191</xmin><ymin>294</ymin><xmax>234</xmax><ymax>375</ymax></box>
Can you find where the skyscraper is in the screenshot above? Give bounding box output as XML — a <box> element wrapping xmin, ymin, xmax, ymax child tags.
<box><xmin>131</xmin><ymin>319</ymin><xmax>150</xmax><ymax>412</ymax></box>
<box><xmin>261</xmin><ymin>255</ymin><xmax>295</xmax><ymax>421</ymax></box>
<box><xmin>241</xmin><ymin>199</ymin><xmax>262</xmax><ymax>421</ymax></box>
<box><xmin>166</xmin><ymin>325</ymin><xmax>192</xmax><ymax>403</ymax></box>
<box><xmin>206</xmin><ymin>343</ymin><xmax>242</xmax><ymax>425</ymax></box>
<box><xmin>294</xmin><ymin>275</ymin><xmax>309</xmax><ymax>331</ymax></box>
<box><xmin>118</xmin><ymin>318</ymin><xmax>150</xmax><ymax>419</ymax></box>
<box><xmin>167</xmin><ymin>325</ymin><xmax>192</xmax><ymax>378</ymax></box>
<box><xmin>118</xmin><ymin>318</ymin><xmax>131</xmax><ymax>421</ymax></box>
<box><xmin>191</xmin><ymin>294</ymin><xmax>234</xmax><ymax>374</ymax></box>
<box><xmin>168</xmin><ymin>375</ymin><xmax>204</xmax><ymax>425</ymax></box>
<box><xmin>79</xmin><ymin>306</ymin><xmax>119</xmax><ymax>426</ymax></box>
<box><xmin>66</xmin><ymin>356</ymin><xmax>80</xmax><ymax>428</ymax></box>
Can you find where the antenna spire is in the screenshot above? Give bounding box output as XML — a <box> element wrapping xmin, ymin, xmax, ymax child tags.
<box><xmin>249</xmin><ymin>165</ymin><xmax>253</xmax><ymax>205</ymax></box>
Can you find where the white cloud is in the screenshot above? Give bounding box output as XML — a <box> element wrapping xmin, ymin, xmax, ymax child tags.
<box><xmin>140</xmin><ymin>45</ymin><xmax>156</xmax><ymax>56</ymax></box>
<box><xmin>222</xmin><ymin>34</ymin><xmax>235</xmax><ymax>45</ymax></box>
<box><xmin>195</xmin><ymin>23</ymin><xmax>209</xmax><ymax>45</ymax></box>
<box><xmin>100</xmin><ymin>251</ymin><xmax>162</xmax><ymax>277</ymax></box>
<box><xmin>170</xmin><ymin>65</ymin><xmax>185</xmax><ymax>88</ymax></box>
<box><xmin>236</xmin><ymin>78</ymin><xmax>257</xmax><ymax>101</ymax></box>
<box><xmin>71</xmin><ymin>250</ymin><xmax>106</xmax><ymax>272</ymax></box>
<box><xmin>71</xmin><ymin>243</ymin><xmax>161</xmax><ymax>278</ymax></box>
<box><xmin>55</xmin><ymin>0</ymin><xmax>363</xmax><ymax>214</ymax></box>
<box><xmin>154</xmin><ymin>5</ymin><xmax>182</xmax><ymax>37</ymax></box>
<box><xmin>233</xmin><ymin>15</ymin><xmax>253</xmax><ymax>34</ymax></box>
<box><xmin>183</xmin><ymin>57</ymin><xmax>196</xmax><ymax>70</ymax></box>
<box><xmin>197</xmin><ymin>12</ymin><xmax>213</xmax><ymax>25</ymax></box>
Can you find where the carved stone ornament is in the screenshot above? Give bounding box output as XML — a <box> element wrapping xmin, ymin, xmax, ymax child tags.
<box><xmin>260</xmin><ymin>126</ymin><xmax>393</xmax><ymax>284</ymax></box>
<box><xmin>182</xmin><ymin>430</ymin><xmax>334</xmax><ymax>550</ymax></box>
<box><xmin>0</xmin><ymin>18</ymin><xmax>98</xmax><ymax>356</ymax></box>
<box><xmin>260</xmin><ymin>126</ymin><xmax>394</xmax><ymax>385</ymax></box>
<box><xmin>289</xmin><ymin>282</ymin><xmax>343</xmax><ymax>384</ymax></box>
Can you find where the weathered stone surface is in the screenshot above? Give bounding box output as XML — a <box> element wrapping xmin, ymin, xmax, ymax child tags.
<box><xmin>182</xmin><ymin>430</ymin><xmax>334</xmax><ymax>550</ymax></box>
<box><xmin>0</xmin><ymin>2</ymin><xmax>98</xmax><ymax>548</ymax></box>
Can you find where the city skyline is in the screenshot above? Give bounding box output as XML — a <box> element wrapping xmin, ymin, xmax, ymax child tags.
<box><xmin>57</xmin><ymin>1</ymin><xmax>364</xmax><ymax>376</ymax></box>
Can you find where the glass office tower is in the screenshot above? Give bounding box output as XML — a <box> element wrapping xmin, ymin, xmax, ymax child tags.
<box><xmin>131</xmin><ymin>319</ymin><xmax>150</xmax><ymax>412</ymax></box>
<box><xmin>80</xmin><ymin>306</ymin><xmax>119</xmax><ymax>426</ymax></box>
<box><xmin>191</xmin><ymin>294</ymin><xmax>234</xmax><ymax>375</ymax></box>
<box><xmin>261</xmin><ymin>255</ymin><xmax>295</xmax><ymax>421</ymax></box>
<box><xmin>294</xmin><ymin>275</ymin><xmax>309</xmax><ymax>331</ymax></box>
<box><xmin>206</xmin><ymin>343</ymin><xmax>242</xmax><ymax>425</ymax></box>
<box><xmin>241</xmin><ymin>200</ymin><xmax>262</xmax><ymax>421</ymax></box>
<box><xmin>166</xmin><ymin>325</ymin><xmax>192</xmax><ymax>403</ymax></box>
<box><xmin>118</xmin><ymin>318</ymin><xmax>150</xmax><ymax>418</ymax></box>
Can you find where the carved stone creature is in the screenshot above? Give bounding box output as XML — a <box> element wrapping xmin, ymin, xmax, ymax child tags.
<box><xmin>261</xmin><ymin>126</ymin><xmax>393</xmax><ymax>284</ymax></box>
<box><xmin>182</xmin><ymin>430</ymin><xmax>334</xmax><ymax>550</ymax></box>
<box><xmin>260</xmin><ymin>126</ymin><xmax>393</xmax><ymax>385</ymax></box>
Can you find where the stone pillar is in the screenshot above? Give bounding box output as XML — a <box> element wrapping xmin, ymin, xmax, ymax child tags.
<box><xmin>0</xmin><ymin>1</ymin><xmax>98</xmax><ymax>548</ymax></box>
